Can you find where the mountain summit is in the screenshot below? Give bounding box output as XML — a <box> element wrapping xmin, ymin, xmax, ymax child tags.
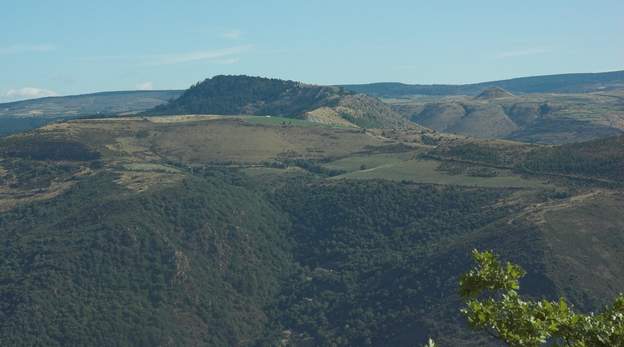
<box><xmin>148</xmin><ymin>75</ymin><xmax>407</xmax><ymax>128</ymax></box>
<box><xmin>474</xmin><ymin>87</ymin><xmax>514</xmax><ymax>100</ymax></box>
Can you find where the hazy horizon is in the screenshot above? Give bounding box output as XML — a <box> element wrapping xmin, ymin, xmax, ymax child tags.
<box><xmin>4</xmin><ymin>69</ymin><xmax>624</xmax><ymax>103</ymax></box>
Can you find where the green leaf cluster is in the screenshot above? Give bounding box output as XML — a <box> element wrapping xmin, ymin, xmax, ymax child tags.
<box><xmin>460</xmin><ymin>250</ymin><xmax>624</xmax><ymax>346</ymax></box>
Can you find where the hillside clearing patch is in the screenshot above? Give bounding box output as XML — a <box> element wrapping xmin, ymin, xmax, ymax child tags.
<box><xmin>333</xmin><ymin>158</ymin><xmax>550</xmax><ymax>188</ymax></box>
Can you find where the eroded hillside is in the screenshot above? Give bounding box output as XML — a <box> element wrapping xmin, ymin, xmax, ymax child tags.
<box><xmin>389</xmin><ymin>90</ymin><xmax>624</xmax><ymax>143</ymax></box>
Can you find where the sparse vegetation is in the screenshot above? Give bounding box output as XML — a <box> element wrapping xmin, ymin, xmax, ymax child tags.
<box><xmin>386</xmin><ymin>91</ymin><xmax>624</xmax><ymax>144</ymax></box>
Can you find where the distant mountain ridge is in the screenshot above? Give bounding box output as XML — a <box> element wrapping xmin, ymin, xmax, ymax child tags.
<box><xmin>0</xmin><ymin>90</ymin><xmax>182</xmax><ymax>117</ymax></box>
<box><xmin>342</xmin><ymin>70</ymin><xmax>624</xmax><ymax>97</ymax></box>
<box><xmin>392</xmin><ymin>90</ymin><xmax>624</xmax><ymax>144</ymax></box>
<box><xmin>148</xmin><ymin>75</ymin><xmax>407</xmax><ymax>128</ymax></box>
<box><xmin>3</xmin><ymin>70</ymin><xmax>624</xmax><ymax>137</ymax></box>
<box><xmin>0</xmin><ymin>90</ymin><xmax>183</xmax><ymax>137</ymax></box>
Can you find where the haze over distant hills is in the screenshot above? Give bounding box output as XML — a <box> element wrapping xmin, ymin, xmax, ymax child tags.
<box><xmin>0</xmin><ymin>90</ymin><xmax>182</xmax><ymax>118</ymax></box>
<box><xmin>342</xmin><ymin>70</ymin><xmax>624</xmax><ymax>97</ymax></box>
<box><xmin>1</xmin><ymin>70</ymin><xmax>623</xmax><ymax>141</ymax></box>
<box><xmin>0</xmin><ymin>90</ymin><xmax>182</xmax><ymax>136</ymax></box>
<box><xmin>3</xmin><ymin>69</ymin><xmax>622</xmax><ymax>120</ymax></box>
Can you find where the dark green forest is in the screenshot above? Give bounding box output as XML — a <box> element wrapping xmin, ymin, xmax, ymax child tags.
<box><xmin>0</xmin><ymin>172</ymin><xmax>293</xmax><ymax>346</ymax></box>
<box><xmin>0</xmin><ymin>158</ymin><xmax>558</xmax><ymax>346</ymax></box>
<box><xmin>149</xmin><ymin>75</ymin><xmax>346</xmax><ymax>117</ymax></box>
<box><xmin>268</xmin><ymin>181</ymin><xmax>513</xmax><ymax>346</ymax></box>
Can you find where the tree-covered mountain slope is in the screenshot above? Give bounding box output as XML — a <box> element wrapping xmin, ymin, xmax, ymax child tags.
<box><xmin>0</xmin><ymin>116</ymin><xmax>622</xmax><ymax>346</ymax></box>
<box><xmin>427</xmin><ymin>134</ymin><xmax>624</xmax><ymax>185</ymax></box>
<box><xmin>0</xmin><ymin>173</ymin><xmax>293</xmax><ymax>346</ymax></box>
<box><xmin>148</xmin><ymin>75</ymin><xmax>408</xmax><ymax>128</ymax></box>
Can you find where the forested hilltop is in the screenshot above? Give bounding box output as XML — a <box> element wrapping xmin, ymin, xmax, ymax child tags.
<box><xmin>147</xmin><ymin>75</ymin><xmax>407</xmax><ymax>128</ymax></box>
<box><xmin>0</xmin><ymin>113</ymin><xmax>622</xmax><ymax>346</ymax></box>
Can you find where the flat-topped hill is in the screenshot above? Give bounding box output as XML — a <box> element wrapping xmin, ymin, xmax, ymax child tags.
<box><xmin>148</xmin><ymin>75</ymin><xmax>408</xmax><ymax>128</ymax></box>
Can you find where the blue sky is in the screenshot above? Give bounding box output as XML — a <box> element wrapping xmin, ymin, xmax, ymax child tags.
<box><xmin>1</xmin><ymin>0</ymin><xmax>623</xmax><ymax>101</ymax></box>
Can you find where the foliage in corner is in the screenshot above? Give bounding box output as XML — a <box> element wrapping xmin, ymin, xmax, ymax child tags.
<box><xmin>459</xmin><ymin>250</ymin><xmax>624</xmax><ymax>346</ymax></box>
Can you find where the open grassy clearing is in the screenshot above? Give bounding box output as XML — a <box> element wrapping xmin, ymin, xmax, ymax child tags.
<box><xmin>240</xmin><ymin>166</ymin><xmax>312</xmax><ymax>182</ymax></box>
<box><xmin>143</xmin><ymin>114</ymin><xmax>337</xmax><ymax>127</ymax></box>
<box><xmin>322</xmin><ymin>151</ymin><xmax>419</xmax><ymax>171</ymax></box>
<box><xmin>303</xmin><ymin>107</ymin><xmax>358</xmax><ymax>127</ymax></box>
<box><xmin>149</xmin><ymin>119</ymin><xmax>379</xmax><ymax>163</ymax></box>
<box><xmin>29</xmin><ymin>114</ymin><xmax>556</xmax><ymax>192</ymax></box>
<box><xmin>238</xmin><ymin>115</ymin><xmax>343</xmax><ymax>127</ymax></box>
<box><xmin>122</xmin><ymin>163</ymin><xmax>181</xmax><ymax>173</ymax></box>
<box><xmin>332</xmin><ymin>158</ymin><xmax>551</xmax><ymax>188</ymax></box>
<box><xmin>55</xmin><ymin>114</ymin><xmax>335</xmax><ymax>126</ymax></box>
<box><xmin>41</xmin><ymin>116</ymin><xmax>374</xmax><ymax>164</ymax></box>
<box><xmin>21</xmin><ymin>115</ymin><xmax>386</xmax><ymax>193</ymax></box>
<box><xmin>114</xmin><ymin>170</ymin><xmax>184</xmax><ymax>192</ymax></box>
